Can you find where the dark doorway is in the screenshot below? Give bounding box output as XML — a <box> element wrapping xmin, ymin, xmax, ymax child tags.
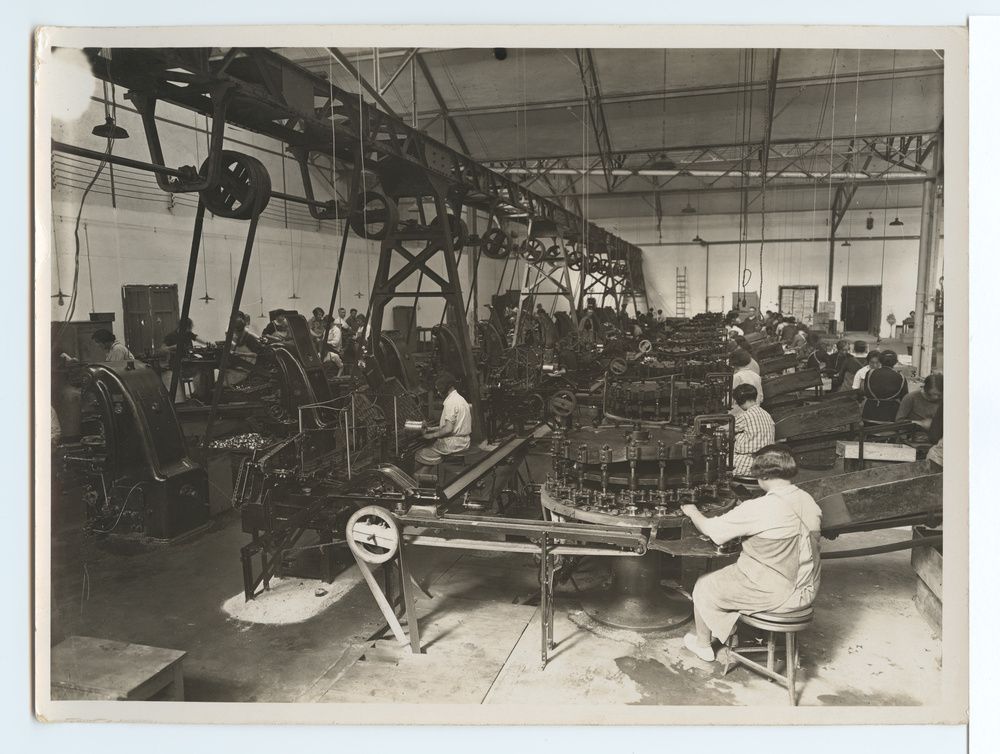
<box><xmin>840</xmin><ymin>285</ymin><xmax>882</xmax><ymax>334</ymax></box>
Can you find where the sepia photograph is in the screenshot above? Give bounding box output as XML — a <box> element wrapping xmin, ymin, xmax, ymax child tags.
<box><xmin>32</xmin><ymin>25</ymin><xmax>968</xmax><ymax>725</ymax></box>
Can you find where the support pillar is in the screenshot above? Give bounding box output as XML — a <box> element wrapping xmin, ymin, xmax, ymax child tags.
<box><xmin>827</xmin><ymin>208</ymin><xmax>837</xmax><ymax>303</ymax></box>
<box><xmin>704</xmin><ymin>243</ymin><xmax>711</xmax><ymax>314</ymax></box>
<box><xmin>913</xmin><ymin>139</ymin><xmax>943</xmax><ymax>375</ymax></box>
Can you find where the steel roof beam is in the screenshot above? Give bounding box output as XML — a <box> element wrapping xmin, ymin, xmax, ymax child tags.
<box><xmin>380</xmin><ymin>48</ymin><xmax>419</xmax><ymax>96</ymax></box>
<box><xmin>575</xmin><ymin>49</ymin><xmax>619</xmax><ymax>192</ymax></box>
<box><xmin>415</xmin><ymin>52</ymin><xmax>472</xmax><ymax>157</ymax></box>
<box><xmin>555</xmin><ymin>175</ymin><xmax>926</xmax><ymax>200</ymax></box>
<box><xmin>485</xmin><ymin>129</ymin><xmax>941</xmax><ymax>164</ymax></box>
<box><xmin>328</xmin><ymin>47</ymin><xmax>400</xmax><ymax>118</ymax></box>
<box><xmin>313</xmin><ymin>62</ymin><xmax>942</xmax><ymax>122</ymax></box>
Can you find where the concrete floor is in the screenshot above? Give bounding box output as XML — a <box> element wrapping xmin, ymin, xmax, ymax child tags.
<box><xmin>49</xmin><ymin>499</ymin><xmax>942</xmax><ymax>706</ymax></box>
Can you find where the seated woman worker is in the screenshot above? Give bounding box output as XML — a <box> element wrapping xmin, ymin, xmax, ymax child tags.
<box><xmin>415</xmin><ymin>371</ymin><xmax>473</xmax><ymax>473</ymax></box>
<box><xmin>679</xmin><ymin>445</ymin><xmax>822</xmax><ymax>662</ymax></box>
<box><xmin>895</xmin><ymin>373</ymin><xmax>942</xmax><ymax>431</ymax></box>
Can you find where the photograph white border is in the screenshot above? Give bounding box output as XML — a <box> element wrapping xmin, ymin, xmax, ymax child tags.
<box><xmin>31</xmin><ymin>22</ymin><xmax>969</xmax><ymax>727</ymax></box>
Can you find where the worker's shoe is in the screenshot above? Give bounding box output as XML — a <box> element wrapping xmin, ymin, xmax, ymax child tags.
<box><xmin>683</xmin><ymin>633</ymin><xmax>716</xmax><ymax>662</ymax></box>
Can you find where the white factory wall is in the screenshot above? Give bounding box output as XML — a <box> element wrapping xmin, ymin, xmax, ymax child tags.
<box><xmin>614</xmin><ymin>206</ymin><xmax>942</xmax><ymax>339</ymax></box>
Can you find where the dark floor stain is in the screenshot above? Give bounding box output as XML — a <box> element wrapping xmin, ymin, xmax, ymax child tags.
<box><xmin>816</xmin><ymin>688</ymin><xmax>923</xmax><ymax>706</ymax></box>
<box><xmin>615</xmin><ymin>655</ymin><xmax>740</xmax><ymax>706</ymax></box>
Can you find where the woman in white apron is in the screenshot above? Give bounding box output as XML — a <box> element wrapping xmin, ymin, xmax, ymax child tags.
<box><xmin>679</xmin><ymin>444</ymin><xmax>822</xmax><ymax>662</ymax></box>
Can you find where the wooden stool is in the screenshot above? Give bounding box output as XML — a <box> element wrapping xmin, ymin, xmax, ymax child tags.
<box><xmin>436</xmin><ymin>446</ymin><xmax>487</xmax><ymax>485</ymax></box>
<box><xmin>721</xmin><ymin>606</ymin><xmax>813</xmax><ymax>705</ymax></box>
<box><xmin>51</xmin><ymin>636</ymin><xmax>186</xmax><ymax>701</ymax></box>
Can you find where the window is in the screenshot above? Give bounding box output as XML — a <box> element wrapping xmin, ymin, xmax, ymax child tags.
<box><xmin>778</xmin><ymin>285</ymin><xmax>818</xmax><ymax>322</ymax></box>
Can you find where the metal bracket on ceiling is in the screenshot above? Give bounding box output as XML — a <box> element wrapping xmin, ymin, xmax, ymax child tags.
<box><xmin>288</xmin><ymin>145</ymin><xmax>343</xmax><ymax>221</ymax></box>
<box><xmin>126</xmin><ymin>80</ymin><xmax>236</xmax><ymax>194</ymax></box>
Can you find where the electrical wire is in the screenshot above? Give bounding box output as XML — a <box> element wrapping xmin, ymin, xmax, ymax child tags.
<box><xmin>60</xmin><ymin>136</ymin><xmax>113</xmax><ymax>330</ymax></box>
<box><xmin>83</xmin><ymin>222</ymin><xmax>96</xmax><ymax>313</ymax></box>
<box><xmin>87</xmin><ymin>481</ymin><xmax>145</xmax><ymax>534</ymax></box>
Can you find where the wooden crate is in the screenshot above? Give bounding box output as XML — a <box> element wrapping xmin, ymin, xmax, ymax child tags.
<box><xmin>911</xmin><ymin>526</ymin><xmax>942</xmax><ymax>631</ymax></box>
<box><xmin>51</xmin><ymin>636</ymin><xmax>186</xmax><ymax>701</ymax></box>
<box><xmin>836</xmin><ymin>440</ymin><xmax>917</xmax><ymax>462</ymax></box>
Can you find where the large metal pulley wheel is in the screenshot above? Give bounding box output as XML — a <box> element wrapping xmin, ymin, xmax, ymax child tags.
<box><xmin>480</xmin><ymin>228</ymin><xmax>510</xmax><ymax>259</ymax></box>
<box><xmin>566</xmin><ymin>250</ymin><xmax>584</xmax><ymax>271</ymax></box>
<box><xmin>522</xmin><ymin>238</ymin><xmax>546</xmax><ymax>262</ymax></box>
<box><xmin>348</xmin><ymin>191</ymin><xmax>399</xmax><ymax>241</ymax></box>
<box><xmin>548</xmin><ymin>389</ymin><xmax>577</xmax><ymax>418</ymax></box>
<box><xmin>545</xmin><ymin>244</ymin><xmax>561</xmax><ymax>260</ymax></box>
<box><xmin>346</xmin><ymin>506</ymin><xmax>400</xmax><ymax>564</ymax></box>
<box><xmin>431</xmin><ymin>213</ymin><xmax>468</xmax><ymax>252</ymax></box>
<box><xmin>608</xmin><ymin>357</ymin><xmax>629</xmax><ymax>376</ymax></box>
<box><xmin>638</xmin><ymin>339</ymin><xmax>653</xmax><ymax>354</ymax></box>
<box><xmin>199</xmin><ymin>150</ymin><xmax>272</xmax><ymax>220</ymax></box>
<box><xmin>526</xmin><ymin>392</ymin><xmax>546</xmax><ymax>417</ymax></box>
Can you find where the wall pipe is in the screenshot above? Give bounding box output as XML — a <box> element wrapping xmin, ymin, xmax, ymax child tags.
<box><xmin>639</xmin><ymin>234</ymin><xmax>928</xmax><ymax>248</ymax></box>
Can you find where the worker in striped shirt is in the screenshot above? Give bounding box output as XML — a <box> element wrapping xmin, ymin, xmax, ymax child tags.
<box><xmin>731</xmin><ymin>383</ymin><xmax>775</xmax><ymax>478</ymax></box>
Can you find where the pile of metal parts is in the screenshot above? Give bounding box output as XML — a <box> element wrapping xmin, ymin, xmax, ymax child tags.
<box><xmin>207</xmin><ymin>432</ymin><xmax>269</xmax><ymax>451</ymax></box>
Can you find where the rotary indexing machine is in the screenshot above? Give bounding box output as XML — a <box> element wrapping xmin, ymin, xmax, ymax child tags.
<box><xmin>541</xmin><ymin>415</ymin><xmax>739</xmax><ymax>630</ymax></box>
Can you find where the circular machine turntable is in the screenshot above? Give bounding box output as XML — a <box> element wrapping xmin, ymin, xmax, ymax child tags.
<box><xmin>540</xmin><ymin>420</ymin><xmax>738</xmax><ymax>630</ymax></box>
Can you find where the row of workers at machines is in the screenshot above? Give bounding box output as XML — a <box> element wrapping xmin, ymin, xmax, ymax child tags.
<box><xmin>727</xmin><ymin>326</ymin><xmax>942</xmax><ymax>424</ymax></box>
<box><xmin>60</xmin><ymin>303</ymin><xmax>371</xmax><ymax>372</ymax></box>
<box><xmin>725</xmin><ymin>343</ymin><xmax>942</xmax><ymax>488</ymax></box>
<box><xmin>400</xmin><ymin>335</ymin><xmax>940</xmax><ymax>670</ymax></box>
<box><xmin>227</xmin><ymin>306</ymin><xmax>371</xmax><ymax>374</ymax></box>
<box><xmin>684</xmin><ymin>334</ymin><xmax>945</xmax><ymax>666</ymax></box>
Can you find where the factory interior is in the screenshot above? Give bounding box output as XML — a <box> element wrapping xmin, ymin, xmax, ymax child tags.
<box><xmin>45</xmin><ymin>46</ymin><xmax>946</xmax><ymax>708</ymax></box>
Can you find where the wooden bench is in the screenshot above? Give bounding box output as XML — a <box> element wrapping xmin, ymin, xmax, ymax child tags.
<box><xmin>51</xmin><ymin>636</ymin><xmax>186</xmax><ymax>701</ymax></box>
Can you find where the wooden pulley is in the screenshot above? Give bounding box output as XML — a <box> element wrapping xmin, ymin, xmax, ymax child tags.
<box><xmin>548</xmin><ymin>389</ymin><xmax>577</xmax><ymax>418</ymax></box>
<box><xmin>431</xmin><ymin>213</ymin><xmax>468</xmax><ymax>252</ymax></box>
<box><xmin>348</xmin><ymin>191</ymin><xmax>399</xmax><ymax>240</ymax></box>
<box><xmin>480</xmin><ymin>228</ymin><xmax>510</xmax><ymax>259</ymax></box>
<box><xmin>608</xmin><ymin>357</ymin><xmax>629</xmax><ymax>376</ymax></box>
<box><xmin>198</xmin><ymin>150</ymin><xmax>271</xmax><ymax>220</ymax></box>
<box><xmin>346</xmin><ymin>506</ymin><xmax>400</xmax><ymax>564</ymax></box>
<box><xmin>522</xmin><ymin>238</ymin><xmax>546</xmax><ymax>262</ymax></box>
